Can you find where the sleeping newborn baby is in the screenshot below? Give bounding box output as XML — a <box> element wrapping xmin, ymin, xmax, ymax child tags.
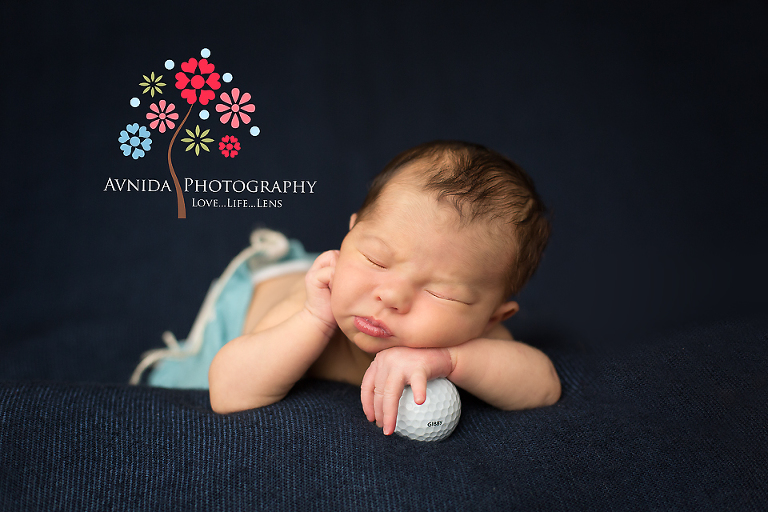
<box><xmin>208</xmin><ymin>140</ymin><xmax>561</xmax><ymax>435</ymax></box>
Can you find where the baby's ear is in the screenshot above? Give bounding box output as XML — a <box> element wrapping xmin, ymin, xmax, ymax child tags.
<box><xmin>491</xmin><ymin>301</ymin><xmax>519</xmax><ymax>324</ymax></box>
<box><xmin>483</xmin><ymin>301</ymin><xmax>519</xmax><ymax>339</ymax></box>
<box><xmin>348</xmin><ymin>213</ymin><xmax>358</xmax><ymax>231</ymax></box>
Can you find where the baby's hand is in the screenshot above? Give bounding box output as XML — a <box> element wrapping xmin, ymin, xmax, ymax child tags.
<box><xmin>303</xmin><ymin>250</ymin><xmax>339</xmax><ymax>332</ymax></box>
<box><xmin>360</xmin><ymin>347</ymin><xmax>454</xmax><ymax>436</ymax></box>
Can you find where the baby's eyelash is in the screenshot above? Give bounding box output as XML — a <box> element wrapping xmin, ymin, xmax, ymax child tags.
<box><xmin>427</xmin><ymin>290</ymin><xmax>461</xmax><ymax>303</ymax></box>
<box><xmin>364</xmin><ymin>255</ymin><xmax>386</xmax><ymax>269</ymax></box>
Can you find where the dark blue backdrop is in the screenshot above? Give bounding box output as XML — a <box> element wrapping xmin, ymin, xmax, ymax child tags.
<box><xmin>3</xmin><ymin>0</ymin><xmax>765</xmax><ymax>383</ymax></box>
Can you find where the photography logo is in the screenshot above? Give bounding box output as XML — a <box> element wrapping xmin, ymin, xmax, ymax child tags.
<box><xmin>111</xmin><ymin>47</ymin><xmax>261</xmax><ymax>218</ymax></box>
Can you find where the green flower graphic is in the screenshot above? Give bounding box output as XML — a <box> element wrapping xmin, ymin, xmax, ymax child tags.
<box><xmin>181</xmin><ymin>125</ymin><xmax>214</xmax><ymax>156</ymax></box>
<box><xmin>140</xmin><ymin>71</ymin><xmax>165</xmax><ymax>97</ymax></box>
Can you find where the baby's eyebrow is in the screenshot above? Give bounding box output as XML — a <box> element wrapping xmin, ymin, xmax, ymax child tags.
<box><xmin>360</xmin><ymin>233</ymin><xmax>393</xmax><ymax>251</ymax></box>
<box><xmin>429</xmin><ymin>276</ymin><xmax>479</xmax><ymax>300</ymax></box>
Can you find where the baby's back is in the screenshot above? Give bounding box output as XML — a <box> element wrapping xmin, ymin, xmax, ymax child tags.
<box><xmin>242</xmin><ymin>271</ymin><xmax>308</xmax><ymax>335</ymax></box>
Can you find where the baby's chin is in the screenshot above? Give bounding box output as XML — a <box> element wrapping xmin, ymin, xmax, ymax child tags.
<box><xmin>350</xmin><ymin>331</ymin><xmax>390</xmax><ymax>354</ymax></box>
<box><xmin>338</xmin><ymin>325</ymin><xmax>394</xmax><ymax>355</ymax></box>
<box><xmin>347</xmin><ymin>331</ymin><xmax>453</xmax><ymax>354</ymax></box>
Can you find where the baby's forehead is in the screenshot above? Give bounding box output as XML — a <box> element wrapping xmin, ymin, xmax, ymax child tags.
<box><xmin>365</xmin><ymin>190</ymin><xmax>513</xmax><ymax>265</ymax></box>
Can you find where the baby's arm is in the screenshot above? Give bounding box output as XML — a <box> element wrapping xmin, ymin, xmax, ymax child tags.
<box><xmin>208</xmin><ymin>251</ymin><xmax>339</xmax><ymax>414</ymax></box>
<box><xmin>446</xmin><ymin>330</ymin><xmax>561</xmax><ymax>411</ymax></box>
<box><xmin>361</xmin><ymin>326</ymin><xmax>560</xmax><ymax>435</ymax></box>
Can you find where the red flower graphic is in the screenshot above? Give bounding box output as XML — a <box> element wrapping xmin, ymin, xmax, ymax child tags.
<box><xmin>175</xmin><ymin>58</ymin><xmax>221</xmax><ymax>105</ymax></box>
<box><xmin>146</xmin><ymin>100</ymin><xmax>179</xmax><ymax>133</ymax></box>
<box><xmin>219</xmin><ymin>135</ymin><xmax>241</xmax><ymax>158</ymax></box>
<box><xmin>216</xmin><ymin>88</ymin><xmax>255</xmax><ymax>129</ymax></box>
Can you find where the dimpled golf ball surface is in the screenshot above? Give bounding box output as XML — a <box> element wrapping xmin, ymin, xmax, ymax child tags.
<box><xmin>395</xmin><ymin>378</ymin><xmax>461</xmax><ymax>442</ymax></box>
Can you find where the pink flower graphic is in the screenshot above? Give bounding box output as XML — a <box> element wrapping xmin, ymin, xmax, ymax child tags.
<box><xmin>146</xmin><ymin>100</ymin><xmax>179</xmax><ymax>133</ymax></box>
<box><xmin>219</xmin><ymin>135</ymin><xmax>241</xmax><ymax>158</ymax></box>
<box><xmin>216</xmin><ymin>88</ymin><xmax>255</xmax><ymax>129</ymax></box>
<box><xmin>175</xmin><ymin>58</ymin><xmax>221</xmax><ymax>105</ymax></box>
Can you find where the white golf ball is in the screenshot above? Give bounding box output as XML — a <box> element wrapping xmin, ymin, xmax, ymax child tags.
<box><xmin>395</xmin><ymin>378</ymin><xmax>461</xmax><ymax>442</ymax></box>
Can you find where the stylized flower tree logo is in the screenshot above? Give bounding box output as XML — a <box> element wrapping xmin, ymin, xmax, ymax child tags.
<box><xmin>119</xmin><ymin>48</ymin><xmax>261</xmax><ymax>218</ymax></box>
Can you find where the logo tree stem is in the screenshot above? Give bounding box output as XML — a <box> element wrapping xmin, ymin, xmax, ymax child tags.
<box><xmin>168</xmin><ymin>104</ymin><xmax>194</xmax><ymax>218</ymax></box>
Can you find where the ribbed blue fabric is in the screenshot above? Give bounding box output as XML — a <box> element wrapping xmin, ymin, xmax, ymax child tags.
<box><xmin>2</xmin><ymin>319</ymin><xmax>766</xmax><ymax>511</ymax></box>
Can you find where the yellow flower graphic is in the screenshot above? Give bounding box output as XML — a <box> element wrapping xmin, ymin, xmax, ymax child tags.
<box><xmin>180</xmin><ymin>125</ymin><xmax>214</xmax><ymax>156</ymax></box>
<box><xmin>140</xmin><ymin>71</ymin><xmax>166</xmax><ymax>97</ymax></box>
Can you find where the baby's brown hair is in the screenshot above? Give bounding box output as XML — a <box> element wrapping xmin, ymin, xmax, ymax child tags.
<box><xmin>357</xmin><ymin>140</ymin><xmax>551</xmax><ymax>297</ymax></box>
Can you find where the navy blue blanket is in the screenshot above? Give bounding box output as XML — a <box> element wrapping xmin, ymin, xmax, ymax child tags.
<box><xmin>2</xmin><ymin>318</ymin><xmax>766</xmax><ymax>510</ymax></box>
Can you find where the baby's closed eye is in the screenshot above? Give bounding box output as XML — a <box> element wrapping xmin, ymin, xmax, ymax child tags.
<box><xmin>363</xmin><ymin>254</ymin><xmax>387</xmax><ymax>269</ymax></box>
<box><xmin>426</xmin><ymin>290</ymin><xmax>469</xmax><ymax>305</ymax></box>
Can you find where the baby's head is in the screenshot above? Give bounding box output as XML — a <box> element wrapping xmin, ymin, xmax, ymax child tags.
<box><xmin>331</xmin><ymin>140</ymin><xmax>551</xmax><ymax>353</ymax></box>
<box><xmin>357</xmin><ymin>140</ymin><xmax>550</xmax><ymax>298</ymax></box>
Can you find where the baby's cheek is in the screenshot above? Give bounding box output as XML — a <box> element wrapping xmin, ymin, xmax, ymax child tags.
<box><xmin>417</xmin><ymin>320</ymin><xmax>461</xmax><ymax>348</ymax></box>
<box><xmin>329</xmin><ymin>273</ymin><xmax>357</xmax><ymax>320</ymax></box>
<box><xmin>434</xmin><ymin>317</ymin><xmax>481</xmax><ymax>346</ymax></box>
<box><xmin>329</xmin><ymin>290</ymin><xmax>344</xmax><ymax>320</ymax></box>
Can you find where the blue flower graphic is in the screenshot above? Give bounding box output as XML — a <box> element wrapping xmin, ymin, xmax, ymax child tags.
<box><xmin>119</xmin><ymin>123</ymin><xmax>152</xmax><ymax>159</ymax></box>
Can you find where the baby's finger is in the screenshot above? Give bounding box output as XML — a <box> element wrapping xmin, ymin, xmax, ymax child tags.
<box><xmin>410</xmin><ymin>373</ymin><xmax>428</xmax><ymax>406</ymax></box>
<box><xmin>373</xmin><ymin>393</ymin><xmax>383</xmax><ymax>429</ymax></box>
<box><xmin>360</xmin><ymin>363</ymin><xmax>377</xmax><ymax>422</ymax></box>
<box><xmin>311</xmin><ymin>265</ymin><xmax>334</xmax><ymax>288</ymax></box>
<box><xmin>311</xmin><ymin>250</ymin><xmax>339</xmax><ymax>270</ymax></box>
<box><xmin>382</xmin><ymin>377</ymin><xmax>405</xmax><ymax>436</ymax></box>
<box><xmin>372</xmin><ymin>370</ymin><xmax>390</xmax><ymax>429</ymax></box>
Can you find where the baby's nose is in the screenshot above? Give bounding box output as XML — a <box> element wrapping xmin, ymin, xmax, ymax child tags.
<box><xmin>376</xmin><ymin>279</ymin><xmax>413</xmax><ymax>313</ymax></box>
